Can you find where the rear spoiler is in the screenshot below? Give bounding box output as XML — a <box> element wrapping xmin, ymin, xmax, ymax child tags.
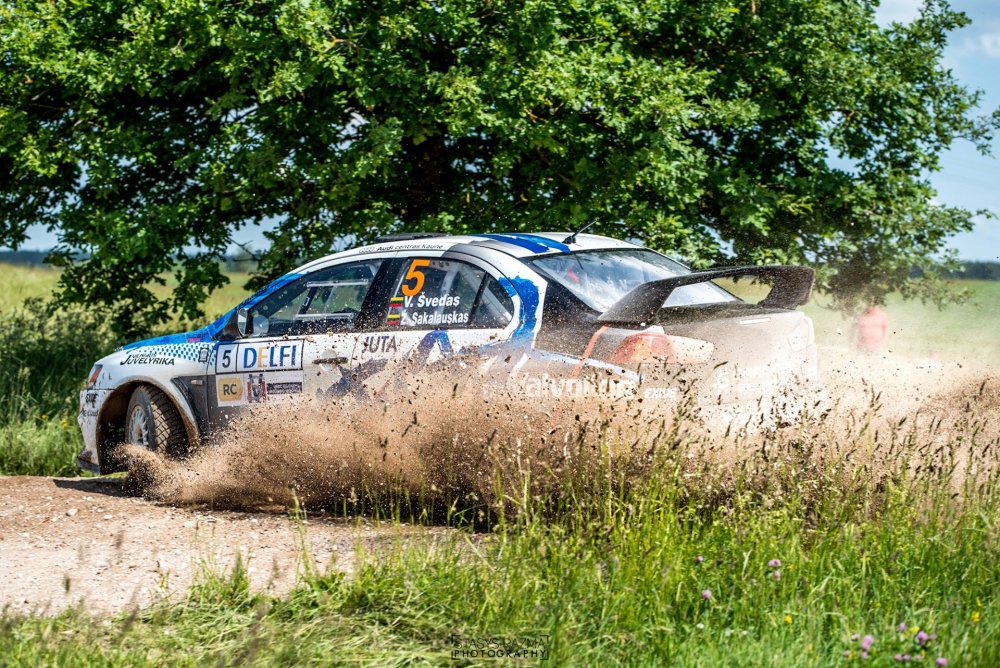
<box><xmin>596</xmin><ymin>265</ymin><xmax>815</xmax><ymax>325</ymax></box>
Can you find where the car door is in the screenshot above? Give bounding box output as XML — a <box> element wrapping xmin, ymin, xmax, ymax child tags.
<box><xmin>209</xmin><ymin>257</ymin><xmax>391</xmax><ymax>428</ymax></box>
<box><xmin>349</xmin><ymin>253</ymin><xmax>518</xmax><ymax>398</ymax></box>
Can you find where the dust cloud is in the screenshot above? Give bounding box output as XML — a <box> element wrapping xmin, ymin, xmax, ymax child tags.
<box><xmin>125</xmin><ymin>352</ymin><xmax>999</xmax><ymax>520</ymax></box>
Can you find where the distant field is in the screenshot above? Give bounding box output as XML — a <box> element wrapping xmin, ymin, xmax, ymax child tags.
<box><xmin>805</xmin><ymin>281</ymin><xmax>1000</xmax><ymax>366</ymax></box>
<box><xmin>0</xmin><ymin>263</ymin><xmax>252</xmax><ymax>325</ymax></box>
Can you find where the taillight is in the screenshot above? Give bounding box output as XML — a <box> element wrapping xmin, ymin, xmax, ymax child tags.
<box><xmin>609</xmin><ymin>328</ymin><xmax>714</xmax><ymax>365</ymax></box>
<box><xmin>86</xmin><ymin>364</ymin><xmax>103</xmax><ymax>388</ymax></box>
<box><xmin>787</xmin><ymin>317</ymin><xmax>813</xmax><ymax>352</ymax></box>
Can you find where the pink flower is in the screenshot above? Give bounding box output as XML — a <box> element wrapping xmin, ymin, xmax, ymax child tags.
<box><xmin>851</xmin><ymin>634</ymin><xmax>860</xmax><ymax>641</ymax></box>
<box><xmin>702</xmin><ymin>589</ymin><xmax>712</xmax><ymax>600</ymax></box>
<box><xmin>916</xmin><ymin>631</ymin><xmax>929</xmax><ymax>645</ymax></box>
<box><xmin>861</xmin><ymin>651</ymin><xmax>869</xmax><ymax>660</ymax></box>
<box><xmin>898</xmin><ymin>623</ymin><xmax>907</xmax><ymax>633</ymax></box>
<box><xmin>771</xmin><ymin>570</ymin><xmax>781</xmax><ymax>581</ymax></box>
<box><xmin>696</xmin><ymin>555</ymin><xmax>704</xmax><ymax>564</ymax></box>
<box><xmin>935</xmin><ymin>659</ymin><xmax>948</xmax><ymax>667</ymax></box>
<box><xmin>768</xmin><ymin>559</ymin><xmax>781</xmax><ymax>568</ymax></box>
<box><xmin>860</xmin><ymin>635</ymin><xmax>874</xmax><ymax>651</ymax></box>
<box><xmin>895</xmin><ymin>655</ymin><xmax>903</xmax><ymax>662</ymax></box>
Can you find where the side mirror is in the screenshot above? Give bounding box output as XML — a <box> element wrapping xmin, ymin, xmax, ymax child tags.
<box><xmin>236</xmin><ymin>308</ymin><xmax>249</xmax><ymax>337</ymax></box>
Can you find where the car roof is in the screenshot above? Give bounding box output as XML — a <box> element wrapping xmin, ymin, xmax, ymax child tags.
<box><xmin>332</xmin><ymin>232</ymin><xmax>638</xmax><ymax>261</ymax></box>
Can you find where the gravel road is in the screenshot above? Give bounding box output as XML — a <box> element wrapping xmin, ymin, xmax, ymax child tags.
<box><xmin>0</xmin><ymin>476</ymin><xmax>432</xmax><ymax>615</ymax></box>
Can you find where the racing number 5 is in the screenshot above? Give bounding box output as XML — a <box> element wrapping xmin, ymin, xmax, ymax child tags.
<box><xmin>401</xmin><ymin>259</ymin><xmax>430</xmax><ymax>297</ymax></box>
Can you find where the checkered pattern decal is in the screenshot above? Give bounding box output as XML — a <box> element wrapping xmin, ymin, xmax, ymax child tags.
<box><xmin>134</xmin><ymin>343</ymin><xmax>208</xmax><ymax>363</ymax></box>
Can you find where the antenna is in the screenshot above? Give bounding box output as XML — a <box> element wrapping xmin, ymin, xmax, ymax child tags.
<box><xmin>562</xmin><ymin>221</ymin><xmax>597</xmax><ymax>245</ymax></box>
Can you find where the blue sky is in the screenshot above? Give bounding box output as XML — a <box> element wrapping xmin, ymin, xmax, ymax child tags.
<box><xmin>17</xmin><ymin>0</ymin><xmax>1000</xmax><ymax>261</ymax></box>
<box><xmin>878</xmin><ymin>0</ymin><xmax>1000</xmax><ymax>261</ymax></box>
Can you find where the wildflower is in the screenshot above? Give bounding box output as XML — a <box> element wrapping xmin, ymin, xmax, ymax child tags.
<box><xmin>895</xmin><ymin>655</ymin><xmax>903</xmax><ymax>662</ymax></box>
<box><xmin>971</xmin><ymin>611</ymin><xmax>981</xmax><ymax>623</ymax></box>
<box><xmin>915</xmin><ymin>631</ymin><xmax>928</xmax><ymax>645</ymax></box>
<box><xmin>696</xmin><ymin>623</ymin><xmax>705</xmax><ymax>630</ymax></box>
<box><xmin>784</xmin><ymin>615</ymin><xmax>793</xmax><ymax>625</ymax></box>
<box><xmin>860</xmin><ymin>635</ymin><xmax>874</xmax><ymax>651</ymax></box>
<box><xmin>935</xmin><ymin>659</ymin><xmax>948</xmax><ymax>667</ymax></box>
<box><xmin>772</xmin><ymin>570</ymin><xmax>781</xmax><ymax>581</ymax></box>
<box><xmin>852</xmin><ymin>634</ymin><xmax>860</xmax><ymax>641</ymax></box>
<box><xmin>702</xmin><ymin>589</ymin><xmax>712</xmax><ymax>600</ymax></box>
<box><xmin>768</xmin><ymin>559</ymin><xmax>781</xmax><ymax>568</ymax></box>
<box><xmin>861</xmin><ymin>651</ymin><xmax>869</xmax><ymax>660</ymax></box>
<box><xmin>902</xmin><ymin>656</ymin><xmax>911</xmax><ymax>662</ymax></box>
<box><xmin>696</xmin><ymin>555</ymin><xmax>704</xmax><ymax>564</ymax></box>
<box><xmin>844</xmin><ymin>651</ymin><xmax>852</xmax><ymax>658</ymax></box>
<box><xmin>898</xmin><ymin>623</ymin><xmax>908</xmax><ymax>633</ymax></box>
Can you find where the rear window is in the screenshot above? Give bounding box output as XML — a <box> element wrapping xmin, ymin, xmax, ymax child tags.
<box><xmin>527</xmin><ymin>250</ymin><xmax>736</xmax><ymax>312</ymax></box>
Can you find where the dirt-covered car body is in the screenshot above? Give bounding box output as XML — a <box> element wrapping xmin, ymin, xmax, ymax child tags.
<box><xmin>78</xmin><ymin>233</ymin><xmax>817</xmax><ymax>473</ymax></box>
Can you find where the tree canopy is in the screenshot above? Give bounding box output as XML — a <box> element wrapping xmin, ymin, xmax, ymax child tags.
<box><xmin>1</xmin><ymin>0</ymin><xmax>996</xmax><ymax>334</ymax></box>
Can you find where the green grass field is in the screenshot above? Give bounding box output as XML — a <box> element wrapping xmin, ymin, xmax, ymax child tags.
<box><xmin>1</xmin><ymin>262</ymin><xmax>998</xmax><ymax>666</ymax></box>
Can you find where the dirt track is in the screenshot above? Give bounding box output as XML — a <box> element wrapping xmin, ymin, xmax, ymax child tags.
<box><xmin>0</xmin><ymin>476</ymin><xmax>434</xmax><ymax>616</ymax></box>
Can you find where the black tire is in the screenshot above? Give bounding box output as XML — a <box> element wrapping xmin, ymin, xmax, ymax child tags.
<box><xmin>125</xmin><ymin>385</ymin><xmax>188</xmax><ymax>458</ymax></box>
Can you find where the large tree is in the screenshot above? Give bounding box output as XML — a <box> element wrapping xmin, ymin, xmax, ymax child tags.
<box><xmin>1</xmin><ymin>0</ymin><xmax>995</xmax><ymax>334</ymax></box>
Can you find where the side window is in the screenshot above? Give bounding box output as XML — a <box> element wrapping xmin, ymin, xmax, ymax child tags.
<box><xmin>386</xmin><ymin>258</ymin><xmax>515</xmax><ymax>330</ymax></box>
<box><xmin>470</xmin><ymin>276</ymin><xmax>516</xmax><ymax>328</ymax></box>
<box><xmin>248</xmin><ymin>259</ymin><xmax>383</xmax><ymax>336</ymax></box>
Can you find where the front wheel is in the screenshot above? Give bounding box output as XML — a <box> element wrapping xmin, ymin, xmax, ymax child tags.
<box><xmin>125</xmin><ymin>386</ymin><xmax>188</xmax><ymax>458</ymax></box>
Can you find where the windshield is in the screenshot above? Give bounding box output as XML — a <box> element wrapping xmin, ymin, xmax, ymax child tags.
<box><xmin>527</xmin><ymin>250</ymin><xmax>737</xmax><ymax>312</ymax></box>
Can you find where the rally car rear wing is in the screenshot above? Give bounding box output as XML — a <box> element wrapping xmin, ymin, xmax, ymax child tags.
<box><xmin>596</xmin><ymin>265</ymin><xmax>815</xmax><ymax>325</ymax></box>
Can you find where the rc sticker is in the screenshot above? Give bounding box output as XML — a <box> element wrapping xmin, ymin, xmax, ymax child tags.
<box><xmin>216</xmin><ymin>375</ymin><xmax>245</xmax><ymax>406</ymax></box>
<box><xmin>215</xmin><ymin>340</ymin><xmax>304</xmax><ymax>374</ymax></box>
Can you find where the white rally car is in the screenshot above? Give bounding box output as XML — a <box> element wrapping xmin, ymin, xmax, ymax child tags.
<box><xmin>78</xmin><ymin>232</ymin><xmax>817</xmax><ymax>473</ymax></box>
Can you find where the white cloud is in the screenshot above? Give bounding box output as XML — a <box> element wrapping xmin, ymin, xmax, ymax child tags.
<box><xmin>875</xmin><ymin>0</ymin><xmax>922</xmax><ymax>26</ymax></box>
<box><xmin>977</xmin><ymin>32</ymin><xmax>1000</xmax><ymax>58</ymax></box>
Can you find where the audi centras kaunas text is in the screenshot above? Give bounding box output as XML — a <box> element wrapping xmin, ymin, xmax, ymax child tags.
<box><xmin>78</xmin><ymin>232</ymin><xmax>818</xmax><ymax>472</ymax></box>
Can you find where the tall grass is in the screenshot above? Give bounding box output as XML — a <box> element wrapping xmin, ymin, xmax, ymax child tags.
<box><xmin>0</xmin><ymin>262</ymin><xmax>252</xmax><ymax>476</ymax></box>
<box><xmin>0</xmin><ymin>299</ymin><xmax>119</xmax><ymax>475</ymax></box>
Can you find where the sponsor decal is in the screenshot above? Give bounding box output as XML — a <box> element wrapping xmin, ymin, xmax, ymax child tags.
<box><xmin>198</xmin><ymin>347</ymin><xmax>210</xmax><ymax>363</ymax></box>
<box><xmin>247</xmin><ymin>373</ymin><xmax>268</xmax><ymax>403</ymax></box>
<box><xmin>362</xmin><ymin>335</ymin><xmax>399</xmax><ymax>355</ymax></box>
<box><xmin>643</xmin><ymin>386</ymin><xmax>680</xmax><ymax>400</ymax></box>
<box><xmin>216</xmin><ymin>371</ymin><xmax>303</xmax><ymax>406</ymax></box>
<box><xmin>513</xmin><ymin>372</ymin><xmax>637</xmax><ymax>399</ymax></box>
<box><xmin>216</xmin><ymin>376</ymin><xmax>244</xmax><ymax>405</ymax></box>
<box><xmin>120</xmin><ymin>354</ymin><xmax>176</xmax><ymax>366</ymax></box>
<box><xmin>355</xmin><ymin>242</ymin><xmax>446</xmax><ymax>255</ymax></box>
<box><xmin>215</xmin><ymin>341</ymin><xmax>303</xmax><ymax>373</ymax></box>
